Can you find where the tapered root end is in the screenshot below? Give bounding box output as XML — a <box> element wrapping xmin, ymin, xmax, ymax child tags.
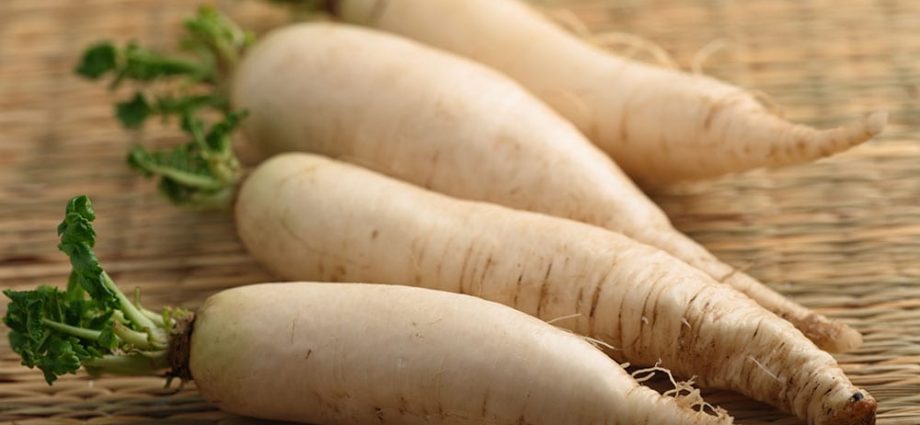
<box><xmin>805</xmin><ymin>110</ymin><xmax>888</xmax><ymax>156</ymax></box>
<box><xmin>825</xmin><ymin>391</ymin><xmax>877</xmax><ymax>425</ymax></box>
<box><xmin>828</xmin><ymin>110</ymin><xmax>888</xmax><ymax>148</ymax></box>
<box><xmin>723</xmin><ymin>272</ymin><xmax>863</xmax><ymax>352</ymax></box>
<box><xmin>759</xmin><ymin>110</ymin><xmax>889</xmax><ymax>168</ymax></box>
<box><xmin>799</xmin><ymin>313</ymin><xmax>863</xmax><ymax>353</ymax></box>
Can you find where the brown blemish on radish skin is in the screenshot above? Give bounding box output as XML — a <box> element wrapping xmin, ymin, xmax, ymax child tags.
<box><xmin>535</xmin><ymin>261</ymin><xmax>554</xmax><ymax>316</ymax></box>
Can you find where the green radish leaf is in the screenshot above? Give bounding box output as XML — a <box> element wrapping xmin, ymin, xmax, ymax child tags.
<box><xmin>3</xmin><ymin>285</ymin><xmax>111</xmax><ymax>384</ymax></box>
<box><xmin>116</xmin><ymin>92</ymin><xmax>153</xmax><ymax>129</ymax></box>
<box><xmin>115</xmin><ymin>43</ymin><xmax>212</xmax><ymax>85</ymax></box>
<box><xmin>127</xmin><ymin>110</ymin><xmax>245</xmax><ymax>208</ymax></box>
<box><xmin>182</xmin><ymin>5</ymin><xmax>254</xmax><ymax>72</ymax></box>
<box><xmin>56</xmin><ymin>196</ymin><xmax>118</xmax><ymax>308</ymax></box>
<box><xmin>76</xmin><ymin>6</ymin><xmax>249</xmax><ymax>209</ymax></box>
<box><xmin>75</xmin><ymin>42</ymin><xmax>119</xmax><ymax>79</ymax></box>
<box><xmin>4</xmin><ymin>196</ymin><xmax>178</xmax><ymax>384</ymax></box>
<box><xmin>154</xmin><ymin>93</ymin><xmax>230</xmax><ymax>118</ymax></box>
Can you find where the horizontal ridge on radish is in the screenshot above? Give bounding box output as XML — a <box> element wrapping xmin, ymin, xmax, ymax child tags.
<box><xmin>235</xmin><ymin>153</ymin><xmax>875</xmax><ymax>425</ymax></box>
<box><xmin>327</xmin><ymin>0</ymin><xmax>887</xmax><ymax>186</ymax></box>
<box><xmin>230</xmin><ymin>23</ymin><xmax>861</xmax><ymax>353</ymax></box>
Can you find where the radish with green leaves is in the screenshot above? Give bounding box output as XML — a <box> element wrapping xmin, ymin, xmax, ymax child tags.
<box><xmin>3</xmin><ymin>196</ymin><xmax>733</xmax><ymax>425</ymax></box>
<box><xmin>76</xmin><ymin>8</ymin><xmax>860</xmax><ymax>353</ymax></box>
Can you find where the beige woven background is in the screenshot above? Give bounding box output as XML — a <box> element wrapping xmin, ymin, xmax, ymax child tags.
<box><xmin>1</xmin><ymin>0</ymin><xmax>918</xmax><ymax>424</ymax></box>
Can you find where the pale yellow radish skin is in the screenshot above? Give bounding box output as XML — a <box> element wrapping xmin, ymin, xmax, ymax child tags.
<box><xmin>231</xmin><ymin>23</ymin><xmax>860</xmax><ymax>353</ymax></box>
<box><xmin>329</xmin><ymin>0</ymin><xmax>886</xmax><ymax>187</ymax></box>
<box><xmin>190</xmin><ymin>282</ymin><xmax>730</xmax><ymax>425</ymax></box>
<box><xmin>234</xmin><ymin>153</ymin><xmax>876</xmax><ymax>425</ymax></box>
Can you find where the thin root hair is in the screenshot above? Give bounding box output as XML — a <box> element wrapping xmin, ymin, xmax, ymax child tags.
<box><xmin>544</xmin><ymin>7</ymin><xmax>678</xmax><ymax>69</ymax></box>
<box><xmin>589</xmin><ymin>32</ymin><xmax>678</xmax><ymax>69</ymax></box>
<box><xmin>749</xmin><ymin>89</ymin><xmax>785</xmax><ymax>116</ymax></box>
<box><xmin>691</xmin><ymin>38</ymin><xmax>731</xmax><ymax>76</ymax></box>
<box><xmin>546</xmin><ymin>312</ymin><xmax>583</xmax><ymax>325</ymax></box>
<box><xmin>582</xmin><ymin>335</ymin><xmax>621</xmax><ymax>352</ymax></box>
<box><xmin>631</xmin><ymin>362</ymin><xmax>727</xmax><ymax>418</ymax></box>
<box><xmin>748</xmin><ymin>355</ymin><xmax>782</xmax><ymax>382</ymax></box>
<box><xmin>689</xmin><ymin>40</ymin><xmax>786</xmax><ymax>117</ymax></box>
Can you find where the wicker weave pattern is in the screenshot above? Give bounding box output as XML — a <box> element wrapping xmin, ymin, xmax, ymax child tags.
<box><xmin>1</xmin><ymin>0</ymin><xmax>918</xmax><ymax>424</ymax></box>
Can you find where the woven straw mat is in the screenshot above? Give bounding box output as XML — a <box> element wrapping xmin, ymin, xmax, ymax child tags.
<box><xmin>1</xmin><ymin>0</ymin><xmax>918</xmax><ymax>424</ymax></box>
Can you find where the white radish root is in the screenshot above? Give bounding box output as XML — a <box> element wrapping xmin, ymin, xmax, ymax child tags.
<box><xmin>330</xmin><ymin>0</ymin><xmax>887</xmax><ymax>186</ymax></box>
<box><xmin>234</xmin><ymin>153</ymin><xmax>877</xmax><ymax>425</ymax></box>
<box><xmin>190</xmin><ymin>282</ymin><xmax>733</xmax><ymax>425</ymax></box>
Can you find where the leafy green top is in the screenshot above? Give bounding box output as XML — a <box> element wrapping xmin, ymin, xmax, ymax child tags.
<box><xmin>75</xmin><ymin>6</ymin><xmax>251</xmax><ymax>209</ymax></box>
<box><xmin>4</xmin><ymin>196</ymin><xmax>187</xmax><ymax>384</ymax></box>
